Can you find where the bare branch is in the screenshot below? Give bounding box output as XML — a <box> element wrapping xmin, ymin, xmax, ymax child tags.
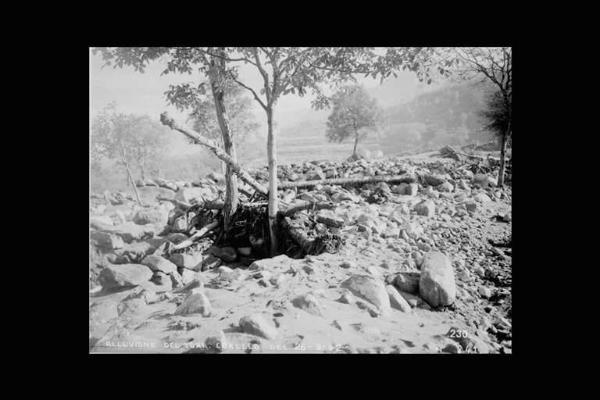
<box><xmin>252</xmin><ymin>47</ymin><xmax>271</xmax><ymax>103</ymax></box>
<box><xmin>230</xmin><ymin>76</ymin><xmax>268</xmax><ymax>111</ymax></box>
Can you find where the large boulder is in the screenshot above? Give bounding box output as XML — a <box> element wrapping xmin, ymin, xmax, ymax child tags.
<box><xmin>340</xmin><ymin>275</ymin><xmax>391</xmax><ymax>315</ymax></box>
<box><xmin>98</xmin><ymin>264</ymin><xmax>153</xmax><ymax>290</ymax></box>
<box><xmin>419</xmin><ymin>252</ymin><xmax>456</xmax><ymax>307</ymax></box>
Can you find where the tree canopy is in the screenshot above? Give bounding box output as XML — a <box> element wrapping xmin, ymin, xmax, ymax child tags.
<box><xmin>166</xmin><ymin>79</ymin><xmax>260</xmax><ymax>148</ymax></box>
<box><xmin>326</xmin><ymin>85</ymin><xmax>381</xmax><ymax>141</ymax></box>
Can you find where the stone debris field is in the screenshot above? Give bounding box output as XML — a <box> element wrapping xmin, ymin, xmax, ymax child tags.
<box><xmin>89</xmin><ymin>148</ymin><xmax>512</xmax><ymax>354</ymax></box>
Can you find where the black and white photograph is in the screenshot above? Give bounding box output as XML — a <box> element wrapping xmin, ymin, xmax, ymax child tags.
<box><xmin>89</xmin><ymin>47</ymin><xmax>512</xmax><ymax>354</ymax></box>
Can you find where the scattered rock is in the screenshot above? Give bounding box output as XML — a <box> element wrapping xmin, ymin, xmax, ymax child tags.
<box><xmin>437</xmin><ymin>181</ymin><xmax>454</xmax><ymax>193</ymax></box>
<box><xmin>474</xmin><ymin>193</ymin><xmax>492</xmax><ymax>204</ymax></box>
<box><xmin>151</xmin><ymin>271</ymin><xmax>173</xmax><ymax>290</ymax></box>
<box><xmin>141</xmin><ymin>255</ymin><xmax>178</xmax><ymax>274</ymax></box>
<box><xmin>98</xmin><ymin>263</ymin><xmax>153</xmax><ymax>290</ymax></box>
<box><xmin>386</xmin><ymin>285</ymin><xmax>411</xmax><ymax>312</ymax></box>
<box><xmin>239</xmin><ymin>314</ymin><xmax>278</xmax><ymax>340</ymax></box>
<box><xmin>423</xmin><ymin>174</ymin><xmax>446</xmax><ymax>186</ymax></box>
<box><xmin>90</xmin><ymin>231</ymin><xmax>125</xmax><ymax>251</ymax></box>
<box><xmin>133</xmin><ymin>208</ymin><xmax>168</xmax><ymax>226</ymax></box>
<box><xmin>397</xmin><ymin>290</ymin><xmax>423</xmax><ymax>307</ymax></box>
<box><xmin>292</xmin><ymin>293</ymin><xmax>324</xmax><ymax>316</ymax></box>
<box><xmin>169</xmin><ymin>253</ymin><xmax>202</xmax><ymax>270</ymax></box>
<box><xmin>316</xmin><ymin>209</ymin><xmax>345</xmax><ymax>228</ymax></box>
<box><xmin>179</xmin><ymin>268</ymin><xmax>197</xmax><ymax>285</ymax></box>
<box><xmin>211</xmin><ymin>246</ymin><xmax>237</xmax><ymax>263</ymax></box>
<box><xmin>204</xmin><ymin>331</ymin><xmax>227</xmax><ymax>353</ymax></box>
<box><xmin>174</xmin><ymin>288</ymin><xmax>212</xmax><ymax>316</ymax></box>
<box><xmin>237</xmin><ymin>247</ymin><xmax>252</xmax><ymax>256</ymax></box>
<box><xmin>200</xmin><ymin>254</ymin><xmax>222</xmax><ymax>271</ymax></box>
<box><xmin>392</xmin><ymin>272</ymin><xmax>421</xmax><ymax>294</ymax></box>
<box><xmin>337</xmin><ymin>289</ymin><xmax>355</xmax><ymax>304</ymax></box>
<box><xmin>414</xmin><ymin>200</ymin><xmax>436</xmax><ymax>217</ymax></box>
<box><xmin>170</xmin><ymin>271</ymin><xmax>184</xmax><ymax>288</ymax></box>
<box><xmin>90</xmin><ymin>216</ymin><xmax>114</xmax><ymax>227</ymax></box>
<box><xmin>478</xmin><ymin>286</ymin><xmax>493</xmax><ymax>298</ymax></box>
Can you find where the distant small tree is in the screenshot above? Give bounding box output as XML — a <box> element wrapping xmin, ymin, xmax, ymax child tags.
<box><xmin>91</xmin><ymin>103</ymin><xmax>168</xmax><ymax>204</ymax></box>
<box><xmin>325</xmin><ymin>85</ymin><xmax>381</xmax><ymax>157</ymax></box>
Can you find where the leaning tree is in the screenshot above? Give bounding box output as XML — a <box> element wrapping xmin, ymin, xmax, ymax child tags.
<box><xmin>95</xmin><ymin>47</ymin><xmax>247</xmax><ymax>231</ymax></box>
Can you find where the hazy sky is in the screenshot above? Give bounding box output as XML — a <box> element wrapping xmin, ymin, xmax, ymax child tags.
<box><xmin>89</xmin><ymin>48</ymin><xmax>445</xmax><ymax>155</ymax></box>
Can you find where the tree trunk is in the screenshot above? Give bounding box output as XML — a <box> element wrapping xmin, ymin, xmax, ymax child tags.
<box><xmin>123</xmin><ymin>158</ymin><xmax>142</xmax><ymax>205</ymax></box>
<box><xmin>267</xmin><ymin>107</ymin><xmax>278</xmax><ymax>256</ymax></box>
<box><xmin>353</xmin><ymin>134</ymin><xmax>359</xmax><ymax>156</ymax></box>
<box><xmin>140</xmin><ymin>163</ymin><xmax>146</xmax><ymax>181</ymax></box>
<box><xmin>209</xmin><ymin>58</ymin><xmax>239</xmax><ymax>232</ymax></box>
<box><xmin>497</xmin><ymin>119</ymin><xmax>511</xmax><ymax>187</ymax></box>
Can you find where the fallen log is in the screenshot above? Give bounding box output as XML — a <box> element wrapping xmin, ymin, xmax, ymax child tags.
<box><xmin>160</xmin><ymin>112</ymin><xmax>268</xmax><ymax>196</ymax></box>
<box><xmin>280</xmin><ymin>200</ymin><xmax>335</xmax><ymax>216</ymax></box>
<box><xmin>170</xmin><ymin>220</ymin><xmax>220</xmax><ymax>252</ymax></box>
<box><xmin>278</xmin><ymin>174</ymin><xmax>417</xmax><ymax>190</ymax></box>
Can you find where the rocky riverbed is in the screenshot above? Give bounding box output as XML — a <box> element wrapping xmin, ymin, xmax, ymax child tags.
<box><xmin>89</xmin><ymin>149</ymin><xmax>512</xmax><ymax>354</ymax></box>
